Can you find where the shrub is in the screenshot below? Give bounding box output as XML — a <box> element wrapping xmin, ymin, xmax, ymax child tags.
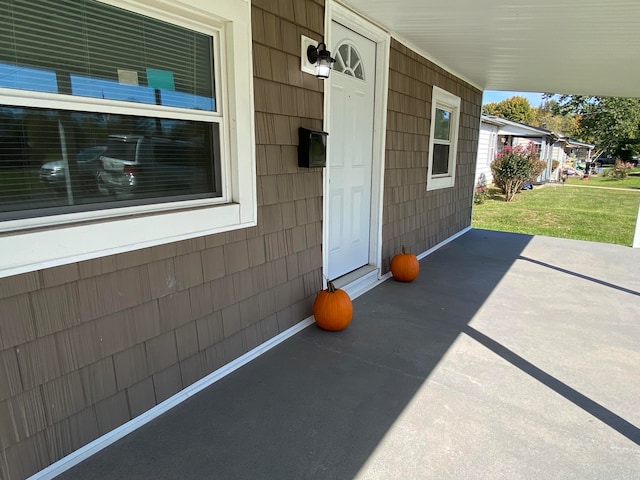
<box><xmin>491</xmin><ymin>143</ymin><xmax>546</xmax><ymax>202</ymax></box>
<box><xmin>606</xmin><ymin>159</ymin><xmax>634</xmax><ymax>180</ymax></box>
<box><xmin>474</xmin><ymin>178</ymin><xmax>488</xmax><ymax>205</ymax></box>
<box><xmin>552</xmin><ymin>160</ymin><xmax>559</xmax><ymax>172</ymax></box>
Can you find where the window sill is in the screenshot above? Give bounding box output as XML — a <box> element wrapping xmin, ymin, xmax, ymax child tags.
<box><xmin>426</xmin><ymin>176</ymin><xmax>455</xmax><ymax>191</ymax></box>
<box><xmin>0</xmin><ymin>202</ymin><xmax>255</xmax><ymax>279</ymax></box>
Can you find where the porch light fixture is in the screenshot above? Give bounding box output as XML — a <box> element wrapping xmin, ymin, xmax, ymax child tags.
<box><xmin>307</xmin><ymin>41</ymin><xmax>335</xmax><ymax>79</ymax></box>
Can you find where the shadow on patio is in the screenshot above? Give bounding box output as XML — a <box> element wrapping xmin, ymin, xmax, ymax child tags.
<box><xmin>56</xmin><ymin>229</ymin><xmax>640</xmax><ymax>479</ymax></box>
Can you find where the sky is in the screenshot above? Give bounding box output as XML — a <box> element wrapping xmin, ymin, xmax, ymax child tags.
<box><xmin>482</xmin><ymin>90</ymin><xmax>544</xmax><ymax>107</ymax></box>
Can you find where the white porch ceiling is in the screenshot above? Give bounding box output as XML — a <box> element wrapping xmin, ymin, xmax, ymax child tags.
<box><xmin>339</xmin><ymin>0</ymin><xmax>640</xmax><ymax>98</ymax></box>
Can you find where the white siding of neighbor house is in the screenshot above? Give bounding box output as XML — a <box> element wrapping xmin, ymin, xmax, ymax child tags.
<box><xmin>550</xmin><ymin>142</ymin><xmax>567</xmax><ymax>180</ymax></box>
<box><xmin>512</xmin><ymin>136</ymin><xmax>541</xmax><ymax>148</ymax></box>
<box><xmin>475</xmin><ymin>122</ymin><xmax>498</xmax><ymax>185</ymax></box>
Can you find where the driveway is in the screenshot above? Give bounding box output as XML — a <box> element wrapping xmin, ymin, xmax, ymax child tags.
<box><xmin>56</xmin><ymin>229</ymin><xmax>640</xmax><ymax>479</ymax></box>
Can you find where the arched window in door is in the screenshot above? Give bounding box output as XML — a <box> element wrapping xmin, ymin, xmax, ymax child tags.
<box><xmin>333</xmin><ymin>42</ymin><xmax>365</xmax><ymax>80</ymax></box>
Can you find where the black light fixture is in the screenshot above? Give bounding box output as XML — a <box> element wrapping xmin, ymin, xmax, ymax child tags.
<box><xmin>307</xmin><ymin>41</ymin><xmax>335</xmax><ymax>79</ymax></box>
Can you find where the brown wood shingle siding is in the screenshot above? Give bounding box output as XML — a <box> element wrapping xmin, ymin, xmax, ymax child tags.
<box><xmin>0</xmin><ymin>6</ymin><xmax>485</xmax><ymax>479</ymax></box>
<box><xmin>382</xmin><ymin>39</ymin><xmax>482</xmax><ymax>271</ymax></box>
<box><xmin>0</xmin><ymin>2</ymin><xmax>325</xmax><ymax>479</ymax></box>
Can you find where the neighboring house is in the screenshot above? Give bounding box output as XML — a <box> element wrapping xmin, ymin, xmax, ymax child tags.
<box><xmin>475</xmin><ymin>115</ymin><xmax>501</xmax><ymax>186</ymax></box>
<box><xmin>0</xmin><ymin>1</ymin><xmax>481</xmax><ymax>478</ymax></box>
<box><xmin>476</xmin><ymin>114</ymin><xmax>561</xmax><ymax>185</ymax></box>
<box><xmin>563</xmin><ymin>139</ymin><xmax>595</xmax><ymax>166</ymax></box>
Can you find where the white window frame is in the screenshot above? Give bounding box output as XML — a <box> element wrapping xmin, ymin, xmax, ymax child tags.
<box><xmin>0</xmin><ymin>0</ymin><xmax>256</xmax><ymax>278</ymax></box>
<box><xmin>426</xmin><ymin>86</ymin><xmax>460</xmax><ymax>191</ymax></box>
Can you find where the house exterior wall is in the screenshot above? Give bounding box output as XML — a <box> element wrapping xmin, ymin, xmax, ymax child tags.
<box><xmin>476</xmin><ymin>122</ymin><xmax>499</xmax><ymax>185</ymax></box>
<box><xmin>0</xmin><ymin>1</ymin><xmax>326</xmax><ymax>478</ymax></box>
<box><xmin>0</xmin><ymin>5</ymin><xmax>484</xmax><ymax>479</ymax></box>
<box><xmin>382</xmin><ymin>40</ymin><xmax>482</xmax><ymax>270</ymax></box>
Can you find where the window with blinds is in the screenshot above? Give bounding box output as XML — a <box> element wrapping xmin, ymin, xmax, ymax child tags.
<box><xmin>0</xmin><ymin>0</ymin><xmax>222</xmax><ymax>221</ymax></box>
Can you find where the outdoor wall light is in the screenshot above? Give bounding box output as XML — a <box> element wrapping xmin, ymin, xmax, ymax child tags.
<box><xmin>307</xmin><ymin>42</ymin><xmax>335</xmax><ymax>79</ymax></box>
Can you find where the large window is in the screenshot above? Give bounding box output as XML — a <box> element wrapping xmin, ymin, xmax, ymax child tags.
<box><xmin>427</xmin><ymin>86</ymin><xmax>460</xmax><ymax>191</ymax></box>
<box><xmin>0</xmin><ymin>0</ymin><xmax>255</xmax><ymax>277</ymax></box>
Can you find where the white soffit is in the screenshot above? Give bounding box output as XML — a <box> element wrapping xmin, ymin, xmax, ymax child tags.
<box><xmin>340</xmin><ymin>0</ymin><xmax>640</xmax><ymax>98</ymax></box>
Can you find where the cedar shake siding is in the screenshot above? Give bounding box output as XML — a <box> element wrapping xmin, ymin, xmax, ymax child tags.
<box><xmin>382</xmin><ymin>39</ymin><xmax>482</xmax><ymax>271</ymax></box>
<box><xmin>0</xmin><ymin>3</ymin><xmax>484</xmax><ymax>479</ymax></box>
<box><xmin>0</xmin><ymin>2</ymin><xmax>325</xmax><ymax>478</ymax></box>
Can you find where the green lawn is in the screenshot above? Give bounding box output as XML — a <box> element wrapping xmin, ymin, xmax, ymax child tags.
<box><xmin>472</xmin><ymin>184</ymin><xmax>640</xmax><ymax>246</ymax></box>
<box><xmin>565</xmin><ymin>169</ymin><xmax>640</xmax><ymax>189</ymax></box>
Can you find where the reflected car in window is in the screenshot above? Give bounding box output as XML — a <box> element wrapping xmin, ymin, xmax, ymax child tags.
<box><xmin>97</xmin><ymin>134</ymin><xmax>211</xmax><ymax>200</ymax></box>
<box><xmin>39</xmin><ymin>145</ymin><xmax>108</xmax><ymax>192</ymax></box>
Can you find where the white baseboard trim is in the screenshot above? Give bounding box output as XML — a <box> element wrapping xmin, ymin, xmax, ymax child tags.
<box><xmin>30</xmin><ymin>226</ymin><xmax>472</xmax><ymax>480</ymax></box>
<box><xmin>346</xmin><ymin>226</ymin><xmax>472</xmax><ymax>290</ymax></box>
<box><xmin>29</xmin><ymin>316</ymin><xmax>315</xmax><ymax>480</ymax></box>
<box><xmin>417</xmin><ymin>226</ymin><xmax>472</xmax><ymax>261</ymax></box>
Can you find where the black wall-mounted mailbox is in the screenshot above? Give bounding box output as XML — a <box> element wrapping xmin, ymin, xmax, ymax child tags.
<box><xmin>298</xmin><ymin>127</ymin><xmax>328</xmax><ymax>168</ymax></box>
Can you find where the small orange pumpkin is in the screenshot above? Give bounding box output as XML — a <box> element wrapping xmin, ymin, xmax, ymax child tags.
<box><xmin>313</xmin><ymin>280</ymin><xmax>353</xmax><ymax>331</ymax></box>
<box><xmin>390</xmin><ymin>245</ymin><xmax>419</xmax><ymax>282</ymax></box>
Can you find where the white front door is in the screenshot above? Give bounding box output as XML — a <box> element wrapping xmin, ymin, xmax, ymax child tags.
<box><xmin>327</xmin><ymin>22</ymin><xmax>376</xmax><ymax>280</ymax></box>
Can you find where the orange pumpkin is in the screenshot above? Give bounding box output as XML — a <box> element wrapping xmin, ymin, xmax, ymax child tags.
<box><xmin>313</xmin><ymin>280</ymin><xmax>353</xmax><ymax>331</ymax></box>
<box><xmin>390</xmin><ymin>245</ymin><xmax>419</xmax><ymax>282</ymax></box>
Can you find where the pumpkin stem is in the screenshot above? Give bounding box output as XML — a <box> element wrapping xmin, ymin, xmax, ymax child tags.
<box><xmin>327</xmin><ymin>279</ymin><xmax>336</xmax><ymax>293</ymax></box>
<box><xmin>402</xmin><ymin>245</ymin><xmax>406</xmax><ymax>254</ymax></box>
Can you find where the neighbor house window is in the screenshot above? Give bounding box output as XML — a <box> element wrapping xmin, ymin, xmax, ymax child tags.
<box><xmin>0</xmin><ymin>0</ymin><xmax>255</xmax><ymax>277</ymax></box>
<box><xmin>426</xmin><ymin>86</ymin><xmax>461</xmax><ymax>190</ymax></box>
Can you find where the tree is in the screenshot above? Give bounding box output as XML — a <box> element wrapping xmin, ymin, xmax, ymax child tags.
<box><xmin>553</xmin><ymin>95</ymin><xmax>640</xmax><ymax>160</ymax></box>
<box><xmin>531</xmin><ymin>100</ymin><xmax>579</xmax><ymax>137</ymax></box>
<box><xmin>483</xmin><ymin>96</ymin><xmax>534</xmax><ymax>124</ymax></box>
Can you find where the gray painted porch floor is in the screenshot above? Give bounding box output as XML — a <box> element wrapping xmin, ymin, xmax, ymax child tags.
<box><xmin>57</xmin><ymin>229</ymin><xmax>640</xmax><ymax>479</ymax></box>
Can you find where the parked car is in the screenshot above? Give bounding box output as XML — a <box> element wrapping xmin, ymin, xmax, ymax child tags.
<box><xmin>593</xmin><ymin>153</ymin><xmax>639</xmax><ymax>167</ymax></box>
<box><xmin>592</xmin><ymin>154</ymin><xmax>615</xmax><ymax>168</ymax></box>
<box><xmin>97</xmin><ymin>134</ymin><xmax>210</xmax><ymax>199</ymax></box>
<box><xmin>39</xmin><ymin>145</ymin><xmax>108</xmax><ymax>191</ymax></box>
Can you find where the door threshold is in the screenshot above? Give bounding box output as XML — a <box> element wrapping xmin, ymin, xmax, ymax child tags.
<box><xmin>332</xmin><ymin>265</ymin><xmax>380</xmax><ymax>299</ymax></box>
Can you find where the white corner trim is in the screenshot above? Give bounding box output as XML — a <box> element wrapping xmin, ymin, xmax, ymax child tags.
<box><xmin>28</xmin><ymin>316</ymin><xmax>315</xmax><ymax>480</ymax></box>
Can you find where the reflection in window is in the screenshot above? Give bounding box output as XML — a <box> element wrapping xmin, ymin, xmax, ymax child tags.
<box><xmin>434</xmin><ymin>108</ymin><xmax>451</xmax><ymax>141</ymax></box>
<box><xmin>0</xmin><ymin>106</ymin><xmax>222</xmax><ymax>221</ymax></box>
<box><xmin>432</xmin><ymin>144</ymin><xmax>450</xmax><ymax>175</ymax></box>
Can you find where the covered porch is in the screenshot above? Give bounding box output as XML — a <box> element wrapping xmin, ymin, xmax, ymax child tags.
<box><xmin>54</xmin><ymin>229</ymin><xmax>640</xmax><ymax>479</ymax></box>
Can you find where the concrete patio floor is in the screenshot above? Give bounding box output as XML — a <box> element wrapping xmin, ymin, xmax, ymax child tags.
<box><xmin>56</xmin><ymin>229</ymin><xmax>640</xmax><ymax>479</ymax></box>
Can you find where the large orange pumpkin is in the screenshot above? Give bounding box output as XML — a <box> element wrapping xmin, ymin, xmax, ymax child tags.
<box><xmin>313</xmin><ymin>280</ymin><xmax>353</xmax><ymax>331</ymax></box>
<box><xmin>390</xmin><ymin>245</ymin><xmax>419</xmax><ymax>282</ymax></box>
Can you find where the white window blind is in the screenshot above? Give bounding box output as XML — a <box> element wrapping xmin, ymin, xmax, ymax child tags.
<box><xmin>0</xmin><ymin>0</ymin><xmax>222</xmax><ymax>221</ymax></box>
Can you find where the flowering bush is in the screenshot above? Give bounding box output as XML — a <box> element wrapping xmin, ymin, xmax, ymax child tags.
<box><xmin>605</xmin><ymin>159</ymin><xmax>634</xmax><ymax>179</ymax></box>
<box><xmin>491</xmin><ymin>143</ymin><xmax>546</xmax><ymax>201</ymax></box>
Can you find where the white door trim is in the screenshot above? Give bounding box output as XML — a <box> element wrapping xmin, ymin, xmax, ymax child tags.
<box><xmin>322</xmin><ymin>1</ymin><xmax>390</xmax><ymax>285</ymax></box>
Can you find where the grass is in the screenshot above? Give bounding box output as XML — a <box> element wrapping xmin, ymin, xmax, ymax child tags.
<box><xmin>472</xmin><ymin>184</ymin><xmax>640</xmax><ymax>246</ymax></box>
<box><xmin>565</xmin><ymin>168</ymin><xmax>640</xmax><ymax>189</ymax></box>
